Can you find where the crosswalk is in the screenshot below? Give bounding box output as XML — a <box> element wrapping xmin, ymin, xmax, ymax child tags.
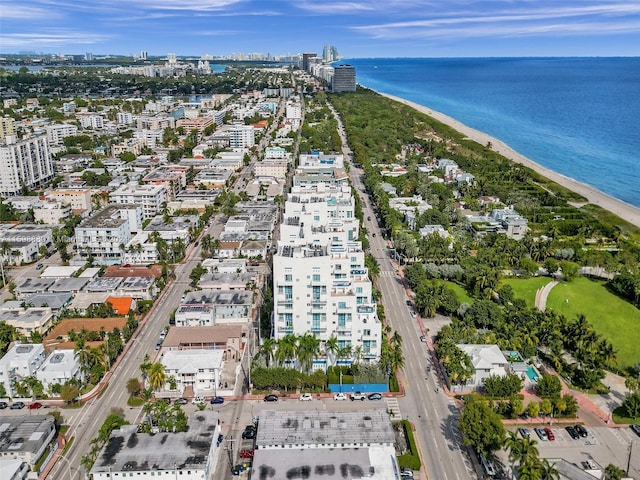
<box><xmin>380</xmin><ymin>270</ymin><xmax>396</xmax><ymax>277</ymax></box>
<box><xmin>386</xmin><ymin>397</ymin><xmax>401</xmax><ymax>420</ymax></box>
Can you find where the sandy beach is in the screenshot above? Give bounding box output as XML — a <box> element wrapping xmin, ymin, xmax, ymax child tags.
<box><xmin>382</xmin><ymin>93</ymin><xmax>640</xmax><ymax>229</ymax></box>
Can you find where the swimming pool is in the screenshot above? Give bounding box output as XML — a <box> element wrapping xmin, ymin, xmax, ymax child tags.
<box><xmin>526</xmin><ymin>365</ymin><xmax>539</xmax><ymax>382</ymax></box>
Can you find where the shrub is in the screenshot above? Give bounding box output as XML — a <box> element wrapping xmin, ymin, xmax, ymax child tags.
<box><xmin>396</xmin><ymin>420</ymin><xmax>421</xmax><ymax>470</ymax></box>
<box><xmin>483</xmin><ymin>374</ymin><xmax>523</xmax><ymax>398</ymax></box>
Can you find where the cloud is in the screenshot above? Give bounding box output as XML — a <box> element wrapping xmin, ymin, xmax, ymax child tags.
<box><xmin>352</xmin><ymin>2</ymin><xmax>640</xmax><ymax>40</ymax></box>
<box><xmin>0</xmin><ymin>3</ymin><xmax>59</xmax><ymax>19</ymax></box>
<box><xmin>294</xmin><ymin>1</ymin><xmax>376</xmax><ymax>14</ymax></box>
<box><xmin>0</xmin><ymin>31</ymin><xmax>114</xmax><ymax>47</ymax></box>
<box><xmin>120</xmin><ymin>0</ymin><xmax>247</xmax><ymax>12</ymax></box>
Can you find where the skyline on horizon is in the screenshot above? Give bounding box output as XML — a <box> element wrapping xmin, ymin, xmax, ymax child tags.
<box><xmin>1</xmin><ymin>1</ymin><xmax>640</xmax><ymax>58</ymax></box>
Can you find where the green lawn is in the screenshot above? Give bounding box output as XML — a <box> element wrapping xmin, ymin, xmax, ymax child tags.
<box><xmin>444</xmin><ymin>281</ymin><xmax>474</xmax><ymax>305</ymax></box>
<box><xmin>546</xmin><ymin>277</ymin><xmax>640</xmax><ymax>368</ymax></box>
<box><xmin>502</xmin><ymin>277</ymin><xmax>552</xmax><ymax>308</ymax></box>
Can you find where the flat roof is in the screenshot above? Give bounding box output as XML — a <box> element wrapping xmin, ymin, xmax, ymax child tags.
<box><xmin>163</xmin><ymin>325</ymin><xmax>244</xmax><ymax>348</ymax></box>
<box><xmin>24</xmin><ymin>292</ymin><xmax>72</xmax><ymax>309</ymax></box>
<box><xmin>0</xmin><ymin>415</ymin><xmax>56</xmax><ymax>457</ymax></box>
<box><xmin>184</xmin><ymin>289</ymin><xmax>252</xmax><ymax>306</ymax></box>
<box><xmin>16</xmin><ymin>277</ymin><xmax>55</xmax><ymax>292</ymax></box>
<box><xmin>50</xmin><ymin>277</ymin><xmax>89</xmax><ymax>292</ymax></box>
<box><xmin>256</xmin><ymin>410</ymin><xmax>395</xmax><ymax>448</ymax></box>
<box><xmin>85</xmin><ymin>277</ymin><xmax>123</xmax><ymax>291</ymax></box>
<box><xmin>91</xmin><ymin>412</ymin><xmax>219</xmax><ymax>473</ymax></box>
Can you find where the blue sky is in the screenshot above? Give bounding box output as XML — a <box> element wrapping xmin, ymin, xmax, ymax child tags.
<box><xmin>1</xmin><ymin>0</ymin><xmax>640</xmax><ymax>57</ymax></box>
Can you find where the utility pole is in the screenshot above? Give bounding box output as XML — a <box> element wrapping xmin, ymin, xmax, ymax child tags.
<box><xmin>628</xmin><ymin>441</ymin><xmax>634</xmax><ymax>476</ymax></box>
<box><xmin>226</xmin><ymin>436</ymin><xmax>235</xmax><ymax>469</ymax></box>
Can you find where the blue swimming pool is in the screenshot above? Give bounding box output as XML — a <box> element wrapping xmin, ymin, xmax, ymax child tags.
<box><xmin>526</xmin><ymin>365</ymin><xmax>539</xmax><ymax>382</ymax></box>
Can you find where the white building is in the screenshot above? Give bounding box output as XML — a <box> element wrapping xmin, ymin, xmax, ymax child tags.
<box><xmin>229</xmin><ymin>124</ymin><xmax>255</xmax><ymax>149</ymax></box>
<box><xmin>45</xmin><ymin>123</ymin><xmax>78</xmax><ymax>145</ymax></box>
<box><xmin>255</xmin><ymin>158</ymin><xmax>289</xmax><ymax>179</ymax></box>
<box><xmin>77</xmin><ymin>114</ymin><xmax>104</xmax><ymax>129</ymax></box>
<box><xmin>110</xmin><ymin>182</ymin><xmax>166</xmax><ymax>219</ymax></box>
<box><xmin>46</xmin><ymin>188</ymin><xmax>92</xmax><ymax>212</ymax></box>
<box><xmin>116</xmin><ymin>112</ymin><xmax>135</xmax><ymax>125</ymax></box>
<box><xmin>0</xmin><ymin>343</ymin><xmax>47</xmax><ymax>397</ymax></box>
<box><xmin>273</xmin><ymin>183</ymin><xmax>381</xmax><ymax>366</ymax></box>
<box><xmin>458</xmin><ymin>344</ymin><xmax>509</xmax><ymax>387</ymax></box>
<box><xmin>0</xmin><ymin>416</ymin><xmax>57</xmax><ymax>470</ymax></box>
<box><xmin>0</xmin><ymin>224</ymin><xmax>54</xmax><ymax>265</ymax></box>
<box><xmin>35</xmin><ymin>349</ymin><xmax>81</xmax><ymax>393</ymax></box>
<box><xmin>122</xmin><ymin>231</ymin><xmax>160</xmax><ymax>264</ymax></box>
<box><xmin>253</xmin><ymin>410</ymin><xmax>398</xmax><ymax>480</ymax></box>
<box><xmin>174</xmin><ymin>290</ymin><xmax>253</xmax><ymax>326</ymax></box>
<box><xmin>161</xmin><ymin>349</ymin><xmax>224</xmax><ymax>395</ymax></box>
<box><xmin>33</xmin><ymin>199</ymin><xmax>72</xmax><ymax>224</ymax></box>
<box><xmin>90</xmin><ymin>412</ymin><xmax>221</xmax><ymax>480</ymax></box>
<box><xmin>75</xmin><ymin>204</ymin><xmax>140</xmax><ymax>263</ymax></box>
<box><xmin>0</xmin><ymin>307</ymin><xmax>55</xmax><ymax>337</ymax></box>
<box><xmin>0</xmin><ymin>134</ymin><xmax>54</xmax><ymax>197</ymax></box>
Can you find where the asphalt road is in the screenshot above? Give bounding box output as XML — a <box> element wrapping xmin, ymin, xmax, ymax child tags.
<box><xmin>329</xmin><ymin>101</ymin><xmax>475</xmax><ymax>480</ymax></box>
<box><xmin>47</xmin><ymin>218</ymin><xmax>225</xmax><ymax>479</ymax></box>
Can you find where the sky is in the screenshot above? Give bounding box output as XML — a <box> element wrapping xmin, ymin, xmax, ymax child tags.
<box><xmin>1</xmin><ymin>0</ymin><xmax>640</xmax><ymax>58</ymax></box>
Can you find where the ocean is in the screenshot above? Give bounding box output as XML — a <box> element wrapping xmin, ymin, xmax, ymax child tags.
<box><xmin>344</xmin><ymin>57</ymin><xmax>640</xmax><ymax>208</ymax></box>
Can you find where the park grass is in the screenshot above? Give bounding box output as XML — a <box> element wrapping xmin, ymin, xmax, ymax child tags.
<box><xmin>502</xmin><ymin>276</ymin><xmax>552</xmax><ymax>308</ymax></box>
<box><xmin>444</xmin><ymin>281</ymin><xmax>474</xmax><ymax>305</ymax></box>
<box><xmin>546</xmin><ymin>277</ymin><xmax>640</xmax><ymax>369</ymax></box>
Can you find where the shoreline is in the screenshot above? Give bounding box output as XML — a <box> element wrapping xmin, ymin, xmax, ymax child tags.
<box><xmin>380</xmin><ymin>92</ymin><xmax>640</xmax><ymax>229</ymax></box>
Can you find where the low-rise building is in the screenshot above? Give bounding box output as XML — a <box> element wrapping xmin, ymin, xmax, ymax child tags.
<box><xmin>90</xmin><ymin>412</ymin><xmax>221</xmax><ymax>480</ymax></box>
<box><xmin>175</xmin><ymin>290</ymin><xmax>253</xmax><ymax>326</ymax></box>
<box><xmin>0</xmin><ymin>343</ymin><xmax>47</xmax><ymax>396</ymax></box>
<box><xmin>0</xmin><ymin>308</ymin><xmax>54</xmax><ymax>336</ymax></box>
<box><xmin>162</xmin><ymin>325</ymin><xmax>244</xmax><ymax>361</ymax></box>
<box><xmin>161</xmin><ymin>349</ymin><xmax>224</xmax><ymax>395</ymax></box>
<box><xmin>142</xmin><ymin>166</ymin><xmax>188</xmax><ymax>200</ymax></box>
<box><xmin>46</xmin><ymin>188</ymin><xmax>92</xmax><ymax>212</ymax></box>
<box><xmin>33</xmin><ymin>198</ymin><xmax>72</xmax><ymax>224</ymax></box>
<box><xmin>388</xmin><ymin>195</ymin><xmax>432</xmax><ymax>230</ymax></box>
<box><xmin>110</xmin><ymin>182</ymin><xmax>166</xmax><ymax>219</ymax></box>
<box><xmin>253</xmin><ymin>410</ymin><xmax>398</xmax><ymax>480</ymax></box>
<box><xmin>193</xmin><ymin>168</ymin><xmax>232</xmax><ymax>188</ymax></box>
<box><xmin>0</xmin><ymin>416</ymin><xmax>57</xmax><ymax>471</ymax></box>
<box><xmin>35</xmin><ymin>349</ymin><xmax>81</xmax><ymax>393</ymax></box>
<box><xmin>0</xmin><ymin>224</ymin><xmax>53</xmax><ymax>265</ymax></box>
<box><xmin>458</xmin><ymin>344</ymin><xmax>509</xmax><ymax>388</ymax></box>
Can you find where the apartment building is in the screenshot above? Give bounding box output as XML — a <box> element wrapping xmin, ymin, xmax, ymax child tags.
<box><xmin>45</xmin><ymin>123</ymin><xmax>78</xmax><ymax>145</ymax></box>
<box><xmin>77</xmin><ymin>114</ymin><xmax>104</xmax><ymax>129</ymax></box>
<box><xmin>0</xmin><ymin>134</ymin><xmax>55</xmax><ymax>197</ymax></box>
<box><xmin>229</xmin><ymin>124</ymin><xmax>255</xmax><ymax>149</ymax></box>
<box><xmin>176</xmin><ymin>116</ymin><xmax>215</xmax><ymax>133</ymax></box>
<box><xmin>46</xmin><ymin>188</ymin><xmax>92</xmax><ymax>212</ymax></box>
<box><xmin>136</xmin><ymin>114</ymin><xmax>175</xmax><ymax>131</ymax></box>
<box><xmin>142</xmin><ymin>166</ymin><xmax>188</xmax><ymax>200</ymax></box>
<box><xmin>75</xmin><ymin>204</ymin><xmax>141</xmax><ymax>263</ymax></box>
<box><xmin>0</xmin><ymin>343</ymin><xmax>47</xmax><ymax>397</ymax></box>
<box><xmin>273</xmin><ymin>183</ymin><xmax>381</xmax><ymax>367</ymax></box>
<box><xmin>110</xmin><ymin>182</ymin><xmax>166</xmax><ymax>219</ymax></box>
<box><xmin>0</xmin><ymin>116</ymin><xmax>15</xmax><ymax>137</ymax></box>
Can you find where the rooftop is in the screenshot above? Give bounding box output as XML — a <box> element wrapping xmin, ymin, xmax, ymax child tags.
<box><xmin>91</xmin><ymin>412</ymin><xmax>219</xmax><ymax>473</ymax></box>
<box><xmin>85</xmin><ymin>277</ymin><xmax>123</xmax><ymax>291</ymax></box>
<box><xmin>0</xmin><ymin>415</ymin><xmax>56</xmax><ymax>458</ymax></box>
<box><xmin>77</xmin><ymin>204</ymin><xmax>131</xmax><ymax>229</ymax></box>
<box><xmin>163</xmin><ymin>325</ymin><xmax>244</xmax><ymax>348</ymax></box>
<box><xmin>184</xmin><ymin>289</ymin><xmax>253</xmax><ymax>306</ymax></box>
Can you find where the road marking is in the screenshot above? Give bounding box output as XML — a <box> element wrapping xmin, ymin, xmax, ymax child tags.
<box><xmin>386</xmin><ymin>398</ymin><xmax>401</xmax><ymax>421</ymax></box>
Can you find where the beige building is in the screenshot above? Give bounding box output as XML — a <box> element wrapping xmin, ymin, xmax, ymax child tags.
<box><xmin>33</xmin><ymin>199</ymin><xmax>72</xmax><ymax>224</ymax></box>
<box><xmin>47</xmin><ymin>188</ymin><xmax>92</xmax><ymax>212</ymax></box>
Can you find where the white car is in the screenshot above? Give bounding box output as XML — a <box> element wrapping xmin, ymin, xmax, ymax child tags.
<box><xmin>299</xmin><ymin>393</ymin><xmax>313</xmax><ymax>401</ymax></box>
<box><xmin>333</xmin><ymin>392</ymin><xmax>348</xmax><ymax>401</ymax></box>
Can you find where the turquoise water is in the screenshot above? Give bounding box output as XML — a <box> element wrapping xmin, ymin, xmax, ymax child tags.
<box><xmin>526</xmin><ymin>365</ymin><xmax>539</xmax><ymax>382</ymax></box>
<box><xmin>344</xmin><ymin>57</ymin><xmax>640</xmax><ymax>208</ymax></box>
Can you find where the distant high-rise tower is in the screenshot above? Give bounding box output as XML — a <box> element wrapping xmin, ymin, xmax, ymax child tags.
<box><xmin>0</xmin><ymin>117</ymin><xmax>15</xmax><ymax>138</ymax></box>
<box><xmin>141</xmin><ymin>50</ymin><xmax>148</xmax><ymax>60</ymax></box>
<box><xmin>332</xmin><ymin>65</ymin><xmax>356</xmax><ymax>92</ymax></box>
<box><xmin>323</xmin><ymin>45</ymin><xmax>341</xmax><ymax>63</ymax></box>
<box><xmin>85</xmin><ymin>52</ymin><xmax>94</xmax><ymax>61</ymax></box>
<box><xmin>302</xmin><ymin>52</ymin><xmax>316</xmax><ymax>72</ymax></box>
<box><xmin>167</xmin><ymin>53</ymin><xmax>177</xmax><ymax>64</ymax></box>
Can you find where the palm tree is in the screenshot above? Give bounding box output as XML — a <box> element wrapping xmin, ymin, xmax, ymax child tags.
<box><xmin>325</xmin><ymin>335</ymin><xmax>339</xmax><ymax>368</ymax></box>
<box><xmin>353</xmin><ymin>345</ymin><xmax>363</xmax><ymax>364</ymax></box>
<box><xmin>297</xmin><ymin>333</ymin><xmax>321</xmax><ymax>373</ymax></box>
<box><xmin>147</xmin><ymin>362</ymin><xmax>166</xmax><ymax>391</ymax></box>
<box><xmin>259</xmin><ymin>338</ymin><xmax>276</xmax><ymax>367</ymax></box>
<box><xmin>274</xmin><ymin>334</ymin><xmax>297</xmax><ymax>367</ymax></box>
<box><xmin>539</xmin><ymin>458</ymin><xmax>559</xmax><ymax>480</ymax></box>
<box><xmin>74</xmin><ymin>338</ymin><xmax>91</xmax><ymax>383</ymax></box>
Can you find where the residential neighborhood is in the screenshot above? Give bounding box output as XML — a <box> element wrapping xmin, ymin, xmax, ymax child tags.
<box><xmin>0</xmin><ymin>51</ymin><xmax>639</xmax><ymax>480</ymax></box>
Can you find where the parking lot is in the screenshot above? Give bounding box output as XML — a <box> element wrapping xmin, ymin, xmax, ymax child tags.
<box><xmin>499</xmin><ymin>425</ymin><xmax>640</xmax><ymax>477</ymax></box>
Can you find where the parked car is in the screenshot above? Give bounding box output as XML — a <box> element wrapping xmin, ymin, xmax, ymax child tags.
<box><xmin>0</xmin><ymin>401</ymin><xmax>7</xmax><ymax>409</ymax></box>
<box><xmin>400</xmin><ymin>468</ymin><xmax>414</xmax><ymax>478</ymax></box>
<box><xmin>192</xmin><ymin>396</ymin><xmax>205</xmax><ymax>404</ymax></box>
<box><xmin>174</xmin><ymin>397</ymin><xmax>188</xmax><ymax>405</ymax></box>
<box><xmin>419</xmin><ymin>335</ymin><xmax>426</xmax><ymax>343</ymax></box>
<box><xmin>518</xmin><ymin>427</ymin><xmax>530</xmax><ymax>438</ymax></box>
<box><xmin>232</xmin><ymin>464</ymin><xmax>246</xmax><ymax>476</ymax></box>
<box><xmin>333</xmin><ymin>392</ymin><xmax>348</xmax><ymax>401</ymax></box>
<box><xmin>29</xmin><ymin>402</ymin><xmax>43</xmax><ymax>409</ymax></box>
<box><xmin>263</xmin><ymin>394</ymin><xmax>278</xmax><ymax>402</ymax></box>
<box><xmin>210</xmin><ymin>396</ymin><xmax>224</xmax><ymax>405</ymax></box>
<box><xmin>406</xmin><ymin>300</ymin><xmax>412</xmax><ymax>306</ymax></box>
<box><xmin>544</xmin><ymin>427</ymin><xmax>555</xmax><ymax>441</ymax></box>
<box><xmin>367</xmin><ymin>392</ymin><xmax>383</xmax><ymax>401</ymax></box>
<box><xmin>10</xmin><ymin>402</ymin><xmax>25</xmax><ymax>409</ymax></box>
<box><xmin>350</xmin><ymin>392</ymin><xmax>366</xmax><ymax>401</ymax></box>
<box><xmin>217</xmin><ymin>434</ymin><xmax>224</xmax><ymax>446</ymax></box>
<box><xmin>299</xmin><ymin>393</ymin><xmax>313</xmax><ymax>401</ymax></box>
<box><xmin>534</xmin><ymin>427</ymin><xmax>548</xmax><ymax>441</ymax></box>
<box><xmin>242</xmin><ymin>425</ymin><xmax>256</xmax><ymax>440</ymax></box>
<box><xmin>239</xmin><ymin>449</ymin><xmax>254</xmax><ymax>459</ymax></box>
<box><xmin>35</xmin><ymin>263</ymin><xmax>44</xmax><ymax>270</ymax></box>
<box><xmin>575</xmin><ymin>425</ymin><xmax>588</xmax><ymax>438</ymax></box>
<box><xmin>565</xmin><ymin>425</ymin><xmax>580</xmax><ymax>440</ymax></box>
<box><xmin>631</xmin><ymin>424</ymin><xmax>640</xmax><ymax>437</ymax></box>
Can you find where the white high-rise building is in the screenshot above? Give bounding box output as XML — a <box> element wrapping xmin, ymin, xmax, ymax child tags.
<box><xmin>229</xmin><ymin>124</ymin><xmax>255</xmax><ymax>149</ymax></box>
<box><xmin>46</xmin><ymin>123</ymin><xmax>78</xmax><ymax>145</ymax></box>
<box><xmin>0</xmin><ymin>134</ymin><xmax>54</xmax><ymax>196</ymax></box>
<box><xmin>273</xmin><ymin>183</ymin><xmax>381</xmax><ymax>367</ymax></box>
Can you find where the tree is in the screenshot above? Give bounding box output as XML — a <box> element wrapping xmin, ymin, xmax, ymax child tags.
<box><xmin>324</xmin><ymin>335</ymin><xmax>339</xmax><ymax>368</ymax></box>
<box><xmin>126</xmin><ymin>378</ymin><xmax>142</xmax><ymax>397</ymax></box>
<box><xmin>259</xmin><ymin>338</ymin><xmax>276</xmax><ymax>367</ymax></box>
<box><xmin>527</xmin><ymin>401</ymin><xmax>541</xmax><ymax>418</ymax></box>
<box><xmin>60</xmin><ymin>382</ymin><xmax>80</xmax><ymax>404</ymax></box>
<box><xmin>535</xmin><ymin>373</ymin><xmax>562</xmax><ymax>398</ymax></box>
<box><xmin>458</xmin><ymin>396</ymin><xmax>505</xmax><ymax>455</ymax></box>
<box><xmin>539</xmin><ymin>398</ymin><xmax>553</xmax><ymax>416</ymax></box>
<box><xmin>504</xmin><ymin>431</ymin><xmax>539</xmax><ymax>472</ymax></box>
<box><xmin>622</xmin><ymin>391</ymin><xmax>640</xmax><ymax>419</ymax></box>
<box><xmin>147</xmin><ymin>362</ymin><xmax>166</xmax><ymax>391</ymax></box>
<box><xmin>74</xmin><ymin>338</ymin><xmax>92</xmax><ymax>383</ymax></box>
<box><xmin>604</xmin><ymin>464</ymin><xmax>626</xmax><ymax>480</ymax></box>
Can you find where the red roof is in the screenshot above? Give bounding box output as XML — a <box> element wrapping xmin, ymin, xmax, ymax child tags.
<box><xmin>106</xmin><ymin>296</ymin><xmax>134</xmax><ymax>315</ymax></box>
